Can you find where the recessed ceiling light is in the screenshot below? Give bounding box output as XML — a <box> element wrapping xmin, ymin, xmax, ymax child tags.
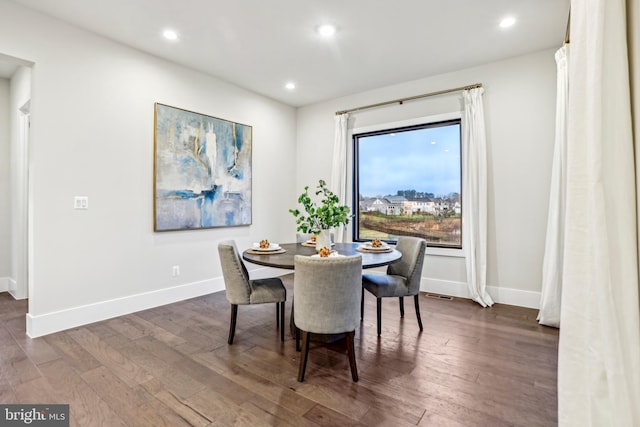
<box><xmin>163</xmin><ymin>29</ymin><xmax>178</xmax><ymax>40</ymax></box>
<box><xmin>499</xmin><ymin>17</ymin><xmax>516</xmax><ymax>28</ymax></box>
<box><xmin>285</xmin><ymin>82</ymin><xmax>296</xmax><ymax>90</ymax></box>
<box><xmin>318</xmin><ymin>24</ymin><xmax>336</xmax><ymax>37</ymax></box>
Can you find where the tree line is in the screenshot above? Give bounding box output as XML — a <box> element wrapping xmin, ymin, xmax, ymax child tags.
<box><xmin>396</xmin><ymin>189</ymin><xmax>460</xmax><ymax>202</ymax></box>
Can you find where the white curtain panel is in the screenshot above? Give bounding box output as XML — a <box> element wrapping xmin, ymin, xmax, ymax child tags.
<box><xmin>538</xmin><ymin>45</ymin><xmax>569</xmax><ymax>328</ymax></box>
<box><xmin>631</xmin><ymin>0</ymin><xmax>640</xmax><ymax>285</ymax></box>
<box><xmin>559</xmin><ymin>0</ymin><xmax>640</xmax><ymax>425</ymax></box>
<box><xmin>330</xmin><ymin>113</ymin><xmax>349</xmax><ymax>243</ymax></box>
<box><xmin>462</xmin><ymin>88</ymin><xmax>493</xmax><ymax>307</ymax></box>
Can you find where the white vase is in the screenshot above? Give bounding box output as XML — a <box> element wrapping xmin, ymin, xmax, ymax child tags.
<box><xmin>315</xmin><ymin>229</ymin><xmax>332</xmax><ymax>251</ymax></box>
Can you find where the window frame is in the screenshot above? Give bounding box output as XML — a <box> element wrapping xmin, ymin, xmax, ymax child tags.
<box><xmin>351</xmin><ymin>112</ymin><xmax>463</xmax><ymax>252</ymax></box>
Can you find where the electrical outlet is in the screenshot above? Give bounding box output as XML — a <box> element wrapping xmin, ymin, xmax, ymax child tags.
<box><xmin>74</xmin><ymin>196</ymin><xmax>89</xmax><ymax>209</ymax></box>
<box><xmin>172</xmin><ymin>265</ymin><xmax>180</xmax><ymax>277</ymax></box>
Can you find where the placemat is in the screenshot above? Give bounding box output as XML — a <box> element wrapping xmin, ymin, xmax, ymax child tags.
<box><xmin>356</xmin><ymin>247</ymin><xmax>392</xmax><ymax>253</ymax></box>
<box><xmin>302</xmin><ymin>241</ymin><xmax>335</xmax><ymax>247</ymax></box>
<box><xmin>246</xmin><ymin>248</ymin><xmax>287</xmax><ymax>255</ymax></box>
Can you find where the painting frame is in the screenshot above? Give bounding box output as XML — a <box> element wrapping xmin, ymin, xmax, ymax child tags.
<box><xmin>153</xmin><ymin>103</ymin><xmax>252</xmax><ymax>231</ymax></box>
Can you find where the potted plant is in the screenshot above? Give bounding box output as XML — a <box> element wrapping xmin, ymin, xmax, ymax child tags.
<box><xmin>289</xmin><ymin>179</ymin><xmax>352</xmax><ymax>250</ymax></box>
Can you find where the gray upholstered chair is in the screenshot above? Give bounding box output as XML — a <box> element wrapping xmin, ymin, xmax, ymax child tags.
<box><xmin>293</xmin><ymin>254</ymin><xmax>362</xmax><ymax>382</ymax></box>
<box><xmin>218</xmin><ymin>240</ymin><xmax>286</xmax><ymax>344</ymax></box>
<box><xmin>296</xmin><ymin>233</ymin><xmax>313</xmax><ymax>243</ymax></box>
<box><xmin>361</xmin><ymin>236</ymin><xmax>427</xmax><ymax>336</ymax></box>
<box><xmin>295</xmin><ymin>232</ymin><xmax>334</xmax><ymax>243</ymax></box>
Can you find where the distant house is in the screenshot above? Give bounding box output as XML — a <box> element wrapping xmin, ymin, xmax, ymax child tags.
<box><xmin>360</xmin><ymin>195</ymin><xmax>407</xmax><ymax>216</ymax></box>
<box><xmin>433</xmin><ymin>198</ymin><xmax>450</xmax><ymax>213</ymax></box>
<box><xmin>409</xmin><ymin>198</ymin><xmax>436</xmax><ymax>214</ymax></box>
<box><xmin>360</xmin><ymin>197</ymin><xmax>388</xmax><ymax>212</ymax></box>
<box><xmin>361</xmin><ymin>195</ymin><xmax>460</xmax><ymax>216</ymax></box>
<box><xmin>384</xmin><ymin>195</ymin><xmax>407</xmax><ymax>215</ymax></box>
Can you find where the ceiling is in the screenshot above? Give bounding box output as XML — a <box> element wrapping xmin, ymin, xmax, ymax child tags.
<box><xmin>5</xmin><ymin>0</ymin><xmax>569</xmax><ymax>107</ymax></box>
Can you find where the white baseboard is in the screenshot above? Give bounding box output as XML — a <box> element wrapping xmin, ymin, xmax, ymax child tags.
<box><xmin>422</xmin><ymin>277</ymin><xmax>541</xmax><ymax>309</ymax></box>
<box><xmin>24</xmin><ymin>271</ymin><xmax>541</xmax><ymax>338</ymax></box>
<box><xmin>26</xmin><ymin>277</ymin><xmax>226</xmax><ymax>338</ymax></box>
<box><xmin>253</xmin><ymin>266</ymin><xmax>542</xmax><ymax>309</ymax></box>
<box><xmin>0</xmin><ymin>277</ymin><xmax>26</xmax><ymax>299</ymax></box>
<box><xmin>485</xmin><ymin>284</ymin><xmax>541</xmax><ymax>309</ymax></box>
<box><xmin>8</xmin><ymin>277</ymin><xmax>27</xmax><ymax>300</ymax></box>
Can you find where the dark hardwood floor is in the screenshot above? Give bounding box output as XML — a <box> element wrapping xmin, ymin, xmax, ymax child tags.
<box><xmin>0</xmin><ymin>275</ymin><xmax>558</xmax><ymax>426</ymax></box>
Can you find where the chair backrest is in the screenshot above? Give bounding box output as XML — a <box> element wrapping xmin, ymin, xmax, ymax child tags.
<box><xmin>296</xmin><ymin>233</ymin><xmax>312</xmax><ymax>243</ymax></box>
<box><xmin>218</xmin><ymin>240</ymin><xmax>251</xmax><ymax>304</ymax></box>
<box><xmin>296</xmin><ymin>232</ymin><xmax>335</xmax><ymax>243</ymax></box>
<box><xmin>387</xmin><ymin>236</ymin><xmax>427</xmax><ymax>294</ymax></box>
<box><xmin>294</xmin><ymin>254</ymin><xmax>362</xmax><ymax>334</ymax></box>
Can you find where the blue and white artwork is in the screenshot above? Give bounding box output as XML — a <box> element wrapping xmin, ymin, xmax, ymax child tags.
<box><xmin>154</xmin><ymin>103</ymin><xmax>252</xmax><ymax>231</ymax></box>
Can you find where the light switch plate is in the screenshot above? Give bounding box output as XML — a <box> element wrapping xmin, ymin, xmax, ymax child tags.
<box><xmin>74</xmin><ymin>196</ymin><xmax>89</xmax><ymax>209</ymax></box>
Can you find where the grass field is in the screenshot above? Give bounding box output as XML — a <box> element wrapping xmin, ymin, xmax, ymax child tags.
<box><xmin>359</xmin><ymin>211</ymin><xmax>461</xmax><ymax>245</ymax></box>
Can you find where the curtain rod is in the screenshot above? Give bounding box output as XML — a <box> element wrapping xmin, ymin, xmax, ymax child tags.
<box><xmin>335</xmin><ymin>83</ymin><xmax>482</xmax><ymax>116</ymax></box>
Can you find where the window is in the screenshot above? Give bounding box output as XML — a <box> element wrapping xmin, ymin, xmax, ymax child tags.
<box><xmin>353</xmin><ymin>115</ymin><xmax>462</xmax><ymax>248</ymax></box>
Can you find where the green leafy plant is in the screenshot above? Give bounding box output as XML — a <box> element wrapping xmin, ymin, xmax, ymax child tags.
<box><xmin>289</xmin><ymin>179</ymin><xmax>352</xmax><ymax>234</ymax></box>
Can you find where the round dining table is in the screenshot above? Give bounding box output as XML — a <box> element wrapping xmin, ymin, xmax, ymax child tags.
<box><xmin>241</xmin><ymin>242</ymin><xmax>402</xmax><ymax>269</ymax></box>
<box><xmin>242</xmin><ymin>241</ymin><xmax>402</xmax><ymax>343</ymax></box>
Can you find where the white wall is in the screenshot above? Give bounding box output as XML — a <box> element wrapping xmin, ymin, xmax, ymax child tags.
<box><xmin>0</xmin><ymin>77</ymin><xmax>8</xmax><ymax>292</ymax></box>
<box><xmin>0</xmin><ymin>0</ymin><xmax>297</xmax><ymax>336</ymax></box>
<box><xmin>296</xmin><ymin>49</ymin><xmax>558</xmax><ymax>307</ymax></box>
<box><xmin>0</xmin><ymin>0</ymin><xmax>558</xmax><ymax>336</ymax></box>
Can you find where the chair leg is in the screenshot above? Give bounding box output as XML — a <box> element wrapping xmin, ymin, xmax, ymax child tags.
<box><xmin>414</xmin><ymin>294</ymin><xmax>423</xmax><ymax>331</ymax></box>
<box><xmin>295</xmin><ymin>325</ymin><xmax>301</xmax><ymax>352</ymax></box>
<box><xmin>360</xmin><ymin>289</ymin><xmax>365</xmax><ymax>321</ymax></box>
<box><xmin>228</xmin><ymin>304</ymin><xmax>238</xmax><ymax>345</ymax></box>
<box><xmin>297</xmin><ymin>330</ymin><xmax>311</xmax><ymax>382</ymax></box>
<box><xmin>280</xmin><ymin>301</ymin><xmax>285</xmax><ymax>341</ymax></box>
<box><xmin>345</xmin><ymin>330</ymin><xmax>359</xmax><ymax>382</ymax></box>
<box><xmin>399</xmin><ymin>296</ymin><xmax>405</xmax><ymax>317</ymax></box>
<box><xmin>376</xmin><ymin>298</ymin><xmax>382</xmax><ymax>336</ymax></box>
<box><xmin>276</xmin><ymin>303</ymin><xmax>279</xmax><ymax>329</ymax></box>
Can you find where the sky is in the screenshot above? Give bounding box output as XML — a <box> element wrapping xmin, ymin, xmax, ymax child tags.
<box><xmin>357</xmin><ymin>123</ymin><xmax>461</xmax><ymax>198</ymax></box>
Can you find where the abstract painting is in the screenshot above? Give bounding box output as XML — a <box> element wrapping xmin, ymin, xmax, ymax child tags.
<box><xmin>154</xmin><ymin>103</ymin><xmax>252</xmax><ymax>231</ymax></box>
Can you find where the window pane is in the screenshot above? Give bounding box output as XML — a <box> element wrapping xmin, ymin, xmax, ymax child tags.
<box><xmin>354</xmin><ymin>119</ymin><xmax>462</xmax><ymax>248</ymax></box>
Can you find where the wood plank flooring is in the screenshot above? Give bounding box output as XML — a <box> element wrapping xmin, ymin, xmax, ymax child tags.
<box><xmin>0</xmin><ymin>275</ymin><xmax>558</xmax><ymax>426</ymax></box>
